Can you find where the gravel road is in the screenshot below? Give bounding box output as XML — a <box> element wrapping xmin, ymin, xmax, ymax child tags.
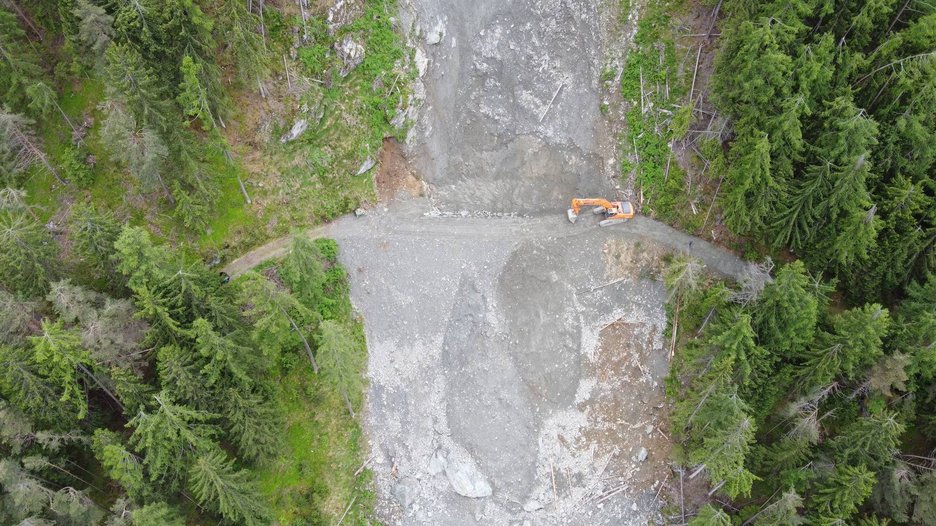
<box><xmin>224</xmin><ymin>0</ymin><xmax>751</xmax><ymax>523</ymax></box>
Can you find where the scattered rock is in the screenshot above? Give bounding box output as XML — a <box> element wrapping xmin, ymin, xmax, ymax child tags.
<box><xmin>445</xmin><ymin>460</ymin><xmax>492</xmax><ymax>498</ymax></box>
<box><xmin>391</xmin><ymin>478</ymin><xmax>420</xmax><ymax>508</ymax></box>
<box><xmin>354</xmin><ymin>208</ymin><xmax>367</xmax><ymax>217</ymax></box>
<box><xmin>356</xmin><ymin>157</ymin><xmax>376</xmax><ymax>175</ymax></box>
<box><xmin>415</xmin><ymin>47</ymin><xmax>429</xmax><ymax>77</ymax></box>
<box><xmin>279</xmin><ymin>119</ymin><xmax>308</xmax><ymax>143</ymax></box>
<box><xmin>631</xmin><ymin>502</ymin><xmax>639</xmax><ymax>511</ymax></box>
<box><xmin>336</xmin><ymin>36</ymin><xmax>365</xmax><ymax>77</ymax></box>
<box><xmin>633</xmin><ymin>447</ymin><xmax>648</xmax><ymax>462</ymax></box>
<box><xmin>327</xmin><ymin>0</ymin><xmax>363</xmax><ymax>34</ymax></box>
<box><xmin>427</xmin><ymin>449</ymin><xmax>447</xmax><ymax>476</ymax></box>
<box><xmin>425</xmin><ymin>18</ymin><xmax>445</xmax><ymax>45</ymax></box>
<box><xmin>522</xmin><ymin>499</ymin><xmax>543</xmax><ymax>512</ymax></box>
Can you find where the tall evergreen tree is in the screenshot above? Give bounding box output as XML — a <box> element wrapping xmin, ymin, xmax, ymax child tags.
<box><xmin>810</xmin><ymin>464</ymin><xmax>876</xmax><ymax>523</ymax></box>
<box><xmin>315</xmin><ymin>319</ymin><xmax>364</xmax><ymax>417</ymax></box>
<box><xmin>722</xmin><ymin>131</ymin><xmax>778</xmax><ymax>234</ymax></box>
<box><xmin>187</xmin><ymin>448</ymin><xmax>271</xmax><ymax>526</ymax></box>
<box><xmin>67</xmin><ymin>203</ymin><xmax>122</xmax><ymax>278</ymax></box>
<box><xmin>0</xmin><ymin>209</ymin><xmax>58</xmax><ymax>298</ymax></box>
<box><xmin>689</xmin><ymin>504</ymin><xmax>731</xmax><ymax>526</ymax></box>
<box><xmin>281</xmin><ymin>234</ymin><xmax>327</xmax><ymax>310</ymax></box>
<box><xmin>127</xmin><ymin>392</ymin><xmax>218</xmax><ymax>483</ymax></box>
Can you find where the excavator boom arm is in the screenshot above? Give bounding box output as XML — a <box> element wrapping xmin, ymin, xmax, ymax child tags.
<box><xmin>569</xmin><ymin>198</ymin><xmax>615</xmax><ymax>215</ymax></box>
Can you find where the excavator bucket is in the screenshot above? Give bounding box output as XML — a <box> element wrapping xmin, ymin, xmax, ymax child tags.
<box><xmin>567</xmin><ymin>208</ymin><xmax>578</xmax><ymax>223</ymax></box>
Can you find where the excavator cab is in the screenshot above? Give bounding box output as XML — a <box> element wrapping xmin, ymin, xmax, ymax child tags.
<box><xmin>567</xmin><ymin>198</ymin><xmax>635</xmax><ymax>227</ymax></box>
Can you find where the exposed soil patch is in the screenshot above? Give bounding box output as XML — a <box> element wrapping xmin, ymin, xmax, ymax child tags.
<box><xmin>602</xmin><ymin>237</ymin><xmax>669</xmax><ymax>282</ymax></box>
<box><xmin>578</xmin><ymin>320</ymin><xmax>671</xmax><ymax>493</ymax></box>
<box><xmin>375</xmin><ymin>138</ymin><xmax>423</xmax><ymax>202</ymax></box>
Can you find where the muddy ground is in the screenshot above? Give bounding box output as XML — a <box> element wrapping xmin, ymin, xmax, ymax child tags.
<box><xmin>224</xmin><ymin>0</ymin><xmax>749</xmax><ymax>523</ymax></box>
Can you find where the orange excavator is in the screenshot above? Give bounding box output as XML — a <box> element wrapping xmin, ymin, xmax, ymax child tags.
<box><xmin>567</xmin><ymin>198</ymin><xmax>635</xmax><ymax>227</ymax></box>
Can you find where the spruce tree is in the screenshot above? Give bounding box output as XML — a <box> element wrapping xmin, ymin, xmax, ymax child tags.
<box><xmin>689</xmin><ymin>504</ymin><xmax>731</xmax><ymax>526</ymax></box>
<box><xmin>222</xmin><ymin>388</ymin><xmax>280</xmax><ymax>463</ymax></box>
<box><xmin>0</xmin><ymin>7</ymin><xmax>44</xmax><ymax>113</ymax></box>
<box><xmin>187</xmin><ymin>448</ymin><xmax>271</xmax><ymax>526</ymax></box>
<box><xmin>913</xmin><ymin>470</ymin><xmax>936</xmax><ymax>526</ymax></box>
<box><xmin>28</xmin><ymin>320</ymin><xmax>93</xmax><ymax>419</ymax></box>
<box><xmin>239</xmin><ymin>271</ymin><xmax>320</xmax><ymax>368</ymax></box>
<box><xmin>316</xmin><ymin>319</ymin><xmax>364</xmax><ymax>417</ymax></box>
<box><xmin>831</xmin><ymin>411</ymin><xmax>905</xmax><ymax>471</ymax></box>
<box><xmin>752</xmin><ymin>490</ymin><xmax>806</xmax><ymax>525</ymax></box>
<box><xmin>73</xmin><ymin>0</ymin><xmax>114</xmax><ymax>68</ymax></box>
<box><xmin>190</xmin><ymin>318</ymin><xmax>261</xmax><ymax>389</ymax></box>
<box><xmin>281</xmin><ymin>234</ymin><xmax>328</xmax><ymax>311</ymax></box>
<box><xmin>722</xmin><ymin>131</ymin><xmax>778</xmax><ymax>234</ymax></box>
<box><xmin>127</xmin><ymin>392</ymin><xmax>218</xmax><ymax>482</ymax></box>
<box><xmin>131</xmin><ymin>502</ymin><xmax>185</xmax><ymax>526</ymax></box>
<box><xmin>91</xmin><ymin>429</ymin><xmax>145</xmax><ymax>500</ymax></box>
<box><xmin>810</xmin><ymin>464</ymin><xmax>876</xmax><ymax>523</ymax></box>
<box><xmin>68</xmin><ymin>203</ymin><xmax>122</xmax><ymax>277</ymax></box>
<box><xmin>177</xmin><ymin>55</ymin><xmax>215</xmax><ymax>129</ymax></box>
<box><xmin>687</xmin><ymin>390</ymin><xmax>758</xmax><ymax>499</ymax></box>
<box><xmin>752</xmin><ymin>261</ymin><xmax>819</xmax><ymax>359</ymax></box>
<box><xmin>871</xmin><ymin>461</ymin><xmax>915</xmax><ymax>523</ymax></box>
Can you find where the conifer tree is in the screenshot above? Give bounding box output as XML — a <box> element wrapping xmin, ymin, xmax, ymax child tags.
<box><xmin>800</xmin><ymin>304</ymin><xmax>890</xmax><ymax>387</ymax></box>
<box><xmin>177</xmin><ymin>55</ymin><xmax>215</xmax><ymax>129</ymax></box>
<box><xmin>722</xmin><ymin>131</ymin><xmax>777</xmax><ymax>234</ymax></box>
<box><xmin>114</xmin><ymin>226</ymin><xmax>171</xmax><ymax>291</ymax></box>
<box><xmin>752</xmin><ymin>261</ymin><xmax>819</xmax><ymax>359</ymax></box>
<box><xmin>0</xmin><ymin>112</ymin><xmax>63</xmax><ymax>185</ymax></box>
<box><xmin>68</xmin><ymin>203</ymin><xmax>122</xmax><ymax>277</ymax></box>
<box><xmin>871</xmin><ymin>461</ymin><xmax>915</xmax><ymax>523</ymax></box>
<box><xmin>187</xmin><ymin>448</ymin><xmax>271</xmax><ymax>526</ymax></box>
<box><xmin>28</xmin><ymin>320</ymin><xmax>94</xmax><ymax>419</ymax></box>
<box><xmin>239</xmin><ymin>271</ymin><xmax>320</xmax><ymax>368</ymax></box>
<box><xmin>810</xmin><ymin>464</ymin><xmax>876</xmax><ymax>523</ymax></box>
<box><xmin>127</xmin><ymin>392</ymin><xmax>218</xmax><ymax>483</ymax></box>
<box><xmin>752</xmin><ymin>490</ymin><xmax>806</xmax><ymax>526</ymax></box>
<box><xmin>282</xmin><ymin>234</ymin><xmax>328</xmax><ymax>310</ymax></box>
<box><xmin>104</xmin><ymin>44</ymin><xmax>171</xmax><ymax>131</ymax></box>
<box><xmin>664</xmin><ymin>254</ymin><xmax>704</xmax><ymax>304</ymax></box>
<box><xmin>222</xmin><ymin>388</ymin><xmax>280</xmax><ymax>463</ymax></box>
<box><xmin>216</xmin><ymin>0</ymin><xmax>268</xmax><ymax>83</ymax></box>
<box><xmin>73</xmin><ymin>0</ymin><xmax>114</xmax><ymax>68</ymax></box>
<box><xmin>0</xmin><ymin>289</ymin><xmax>35</xmax><ymax>345</ymax></box>
<box><xmin>894</xmin><ymin>273</ymin><xmax>936</xmax><ymax>380</ymax></box>
<box><xmin>712</xmin><ymin>19</ymin><xmax>793</xmax><ymax>126</ymax></box>
<box><xmin>316</xmin><ymin>320</ymin><xmax>364</xmax><ymax>417</ymax></box>
<box><xmin>689</xmin><ymin>504</ymin><xmax>731</xmax><ymax>526</ymax></box>
<box><xmin>190</xmin><ymin>318</ymin><xmax>261</xmax><ymax>389</ymax></box>
<box><xmin>913</xmin><ymin>470</ymin><xmax>936</xmax><ymax>525</ymax></box>
<box><xmin>687</xmin><ymin>390</ymin><xmax>758</xmax><ymax>499</ymax></box>
<box><xmin>131</xmin><ymin>502</ymin><xmax>185</xmax><ymax>526</ymax></box>
<box><xmin>91</xmin><ymin>429</ymin><xmax>145</xmax><ymax>500</ymax></box>
<box><xmin>0</xmin><ymin>345</ymin><xmax>75</xmax><ymax>427</ymax></box>
<box><xmin>831</xmin><ymin>411</ymin><xmax>904</xmax><ymax>471</ymax></box>
<box><xmin>0</xmin><ymin>209</ymin><xmax>58</xmax><ymax>298</ymax></box>
<box><xmin>0</xmin><ymin>7</ymin><xmax>44</xmax><ymax>112</ymax></box>
<box><xmin>155</xmin><ymin>344</ymin><xmax>212</xmax><ymax>409</ymax></box>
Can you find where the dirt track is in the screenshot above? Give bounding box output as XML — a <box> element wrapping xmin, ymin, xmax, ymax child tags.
<box><xmin>224</xmin><ymin>1</ymin><xmax>751</xmax><ymax>523</ymax></box>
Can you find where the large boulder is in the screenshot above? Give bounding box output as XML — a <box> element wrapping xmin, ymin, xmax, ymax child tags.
<box><xmin>336</xmin><ymin>36</ymin><xmax>365</xmax><ymax>77</ymax></box>
<box><xmin>445</xmin><ymin>460</ymin><xmax>492</xmax><ymax>498</ymax></box>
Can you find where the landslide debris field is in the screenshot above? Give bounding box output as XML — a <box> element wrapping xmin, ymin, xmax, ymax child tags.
<box><xmin>227</xmin><ymin>1</ymin><xmax>750</xmax><ymax>523</ymax></box>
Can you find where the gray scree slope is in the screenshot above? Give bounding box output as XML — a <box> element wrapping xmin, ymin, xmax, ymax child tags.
<box><xmin>224</xmin><ymin>0</ymin><xmax>750</xmax><ymax>523</ymax></box>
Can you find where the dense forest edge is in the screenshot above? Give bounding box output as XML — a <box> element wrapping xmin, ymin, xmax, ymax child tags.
<box><xmin>644</xmin><ymin>0</ymin><xmax>936</xmax><ymax>524</ymax></box>
<box><xmin>0</xmin><ymin>0</ymin><xmax>398</xmax><ymax>524</ymax></box>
